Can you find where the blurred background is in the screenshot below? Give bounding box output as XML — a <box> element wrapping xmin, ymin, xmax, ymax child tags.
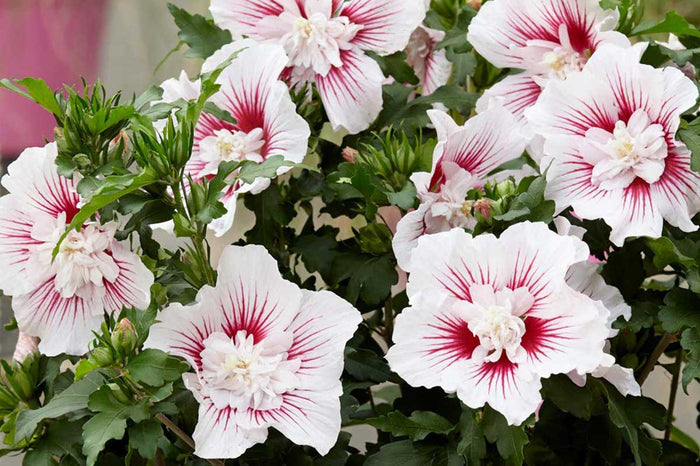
<box><xmin>0</xmin><ymin>1</ymin><xmax>697</xmax><ymax>460</ymax></box>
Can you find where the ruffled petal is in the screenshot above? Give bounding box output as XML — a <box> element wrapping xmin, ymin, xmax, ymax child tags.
<box><xmin>193</xmin><ymin>401</ymin><xmax>268</xmax><ymax>459</ymax></box>
<box><xmin>101</xmin><ymin>242</ymin><xmax>154</xmax><ymax>313</ymax></box>
<box><xmin>341</xmin><ymin>0</ymin><xmax>426</xmax><ymax>55</ymax></box>
<box><xmin>13</xmin><ymin>280</ymin><xmax>102</xmax><ymax>356</ymax></box>
<box><xmin>210</xmin><ymin>0</ymin><xmax>286</xmax><ymax>36</ymax></box>
<box><xmin>649</xmin><ymin>146</ymin><xmax>700</xmax><ymax>234</ymax></box>
<box><xmin>255</xmin><ymin>391</ymin><xmax>342</xmax><ymax>455</ymax></box>
<box><xmin>286</xmin><ymin>290</ymin><xmax>361</xmax><ymax>390</ymax></box>
<box><xmin>428</xmin><ymin>107</ymin><xmax>528</xmax><ymax>188</ymax></box>
<box><xmin>0</xmin><ymin>198</ymin><xmax>45</xmax><ymax>295</ymax></box>
<box><xmin>316</xmin><ymin>48</ymin><xmax>385</xmax><ymax>134</ymax></box>
<box><xmin>457</xmin><ymin>356</ymin><xmax>542</xmax><ymax>426</ymax></box>
<box><xmin>392</xmin><ymin>205</ymin><xmax>430</xmax><ymax>272</ymax></box>
<box><xmin>1</xmin><ymin>143</ymin><xmax>80</xmax><ymax>221</ymax></box>
<box><xmin>386</xmin><ymin>298</ymin><xmax>480</xmax><ymax>392</ymax></box>
<box><xmin>476</xmin><ymin>74</ymin><xmax>542</xmax><ymax>121</ymax></box>
<box><xmin>467</xmin><ymin>0</ymin><xmax>622</xmax><ymax>70</ymax></box>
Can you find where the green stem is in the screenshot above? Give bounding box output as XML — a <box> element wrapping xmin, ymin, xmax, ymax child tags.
<box><xmin>637</xmin><ymin>332</ymin><xmax>677</xmax><ymax>385</ymax></box>
<box><xmin>664</xmin><ymin>349</ymin><xmax>682</xmax><ymax>441</ymax></box>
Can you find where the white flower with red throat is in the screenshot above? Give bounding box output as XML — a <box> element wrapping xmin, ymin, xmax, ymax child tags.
<box><xmin>186</xmin><ymin>42</ymin><xmax>310</xmax><ymax>237</ymax></box>
<box><xmin>144</xmin><ymin>245</ymin><xmax>361</xmax><ymax>459</ymax></box>
<box><xmin>209</xmin><ymin>0</ymin><xmax>426</xmax><ymax>134</ymax></box>
<box><xmin>0</xmin><ymin>143</ymin><xmax>154</xmax><ymax>356</ymax></box>
<box><xmin>386</xmin><ymin>222</ymin><xmax>612</xmax><ymax>425</ymax></box>
<box><xmin>525</xmin><ymin>44</ymin><xmax>700</xmax><ymax>246</ymax></box>
<box><xmin>392</xmin><ymin>107</ymin><xmax>528</xmax><ymax>270</ymax></box>
<box><xmin>467</xmin><ymin>0</ymin><xmax>629</xmax><ymax>121</ymax></box>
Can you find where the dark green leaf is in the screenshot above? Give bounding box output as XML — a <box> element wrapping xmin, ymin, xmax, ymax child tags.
<box><xmin>631</xmin><ymin>11</ymin><xmax>700</xmax><ymax>38</ymax></box>
<box><xmin>368</xmin><ymin>411</ymin><xmax>454</xmax><ymax>441</ymax></box>
<box><xmin>167</xmin><ymin>3</ymin><xmax>233</xmax><ymax>59</ymax></box>
<box><xmin>659</xmin><ymin>289</ymin><xmax>700</xmax><ymax>333</ymax></box>
<box><xmin>126</xmin><ymin>349</ymin><xmax>189</xmax><ymax>387</ymax></box>
<box><xmin>680</xmin><ymin>328</ymin><xmax>700</xmax><ymax>392</ymax></box>
<box><xmin>364</xmin><ymin>440</ymin><xmax>441</xmax><ymax>466</ymax></box>
<box><xmin>456</xmin><ymin>409</ymin><xmax>487</xmax><ymax>465</ymax></box>
<box><xmin>344</xmin><ymin>347</ymin><xmax>393</xmax><ymax>383</ymax></box>
<box><xmin>482</xmin><ymin>408</ymin><xmax>529</xmax><ymax>466</ymax></box>
<box><xmin>128</xmin><ymin>420</ymin><xmax>163</xmax><ymax>459</ymax></box>
<box><xmin>15</xmin><ymin>371</ymin><xmax>106</xmax><ymax>441</ymax></box>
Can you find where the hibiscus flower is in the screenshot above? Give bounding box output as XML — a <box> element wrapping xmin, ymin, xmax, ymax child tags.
<box><xmin>386</xmin><ymin>222</ymin><xmax>612</xmax><ymax>425</ymax></box>
<box><xmin>0</xmin><ymin>143</ymin><xmax>153</xmax><ymax>355</ymax></box>
<box><xmin>209</xmin><ymin>0</ymin><xmax>427</xmax><ymax>134</ymax></box>
<box><xmin>144</xmin><ymin>244</ymin><xmax>361</xmax><ymax>459</ymax></box>
<box><xmin>526</xmin><ymin>44</ymin><xmax>700</xmax><ymax>245</ymax></box>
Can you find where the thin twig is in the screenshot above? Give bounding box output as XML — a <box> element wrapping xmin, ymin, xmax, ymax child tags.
<box><xmin>637</xmin><ymin>332</ymin><xmax>677</xmax><ymax>385</ymax></box>
<box><xmin>664</xmin><ymin>349</ymin><xmax>682</xmax><ymax>441</ymax></box>
<box><xmin>155</xmin><ymin>413</ymin><xmax>225</xmax><ymax>466</ymax></box>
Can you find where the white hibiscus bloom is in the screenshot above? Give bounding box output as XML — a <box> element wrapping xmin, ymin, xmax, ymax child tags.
<box><xmin>392</xmin><ymin>107</ymin><xmax>528</xmax><ymax>270</ymax></box>
<box><xmin>526</xmin><ymin>44</ymin><xmax>700</xmax><ymax>246</ymax></box>
<box><xmin>209</xmin><ymin>0</ymin><xmax>427</xmax><ymax>134</ymax></box>
<box><xmin>144</xmin><ymin>244</ymin><xmax>361</xmax><ymax>459</ymax></box>
<box><xmin>0</xmin><ymin>143</ymin><xmax>154</xmax><ymax>356</ymax></box>
<box><xmin>386</xmin><ymin>222</ymin><xmax>613</xmax><ymax>425</ymax></box>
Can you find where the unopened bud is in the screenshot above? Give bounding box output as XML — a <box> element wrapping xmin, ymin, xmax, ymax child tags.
<box><xmin>90</xmin><ymin>346</ymin><xmax>115</xmax><ymax>367</ymax></box>
<box><xmin>11</xmin><ymin>370</ymin><xmax>34</xmax><ymax>401</ymax></box>
<box><xmin>467</xmin><ymin>0</ymin><xmax>482</xmax><ymax>10</ymax></box>
<box><xmin>111</xmin><ymin>318</ymin><xmax>138</xmax><ymax>358</ymax></box>
<box><xmin>473</xmin><ymin>198</ymin><xmax>492</xmax><ymax>220</ymax></box>
<box><xmin>495</xmin><ymin>179</ymin><xmax>517</xmax><ymax>198</ymax></box>
<box><xmin>342</xmin><ymin>147</ymin><xmax>358</xmax><ymax>163</ymax></box>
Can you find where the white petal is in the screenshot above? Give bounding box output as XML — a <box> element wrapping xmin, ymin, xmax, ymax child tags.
<box><xmin>423</xmin><ymin>44</ymin><xmax>452</xmax><ymax>96</ymax></box>
<box><xmin>392</xmin><ymin>205</ymin><xmax>430</xmax><ymax>272</ymax></box>
<box><xmin>0</xmin><ymin>198</ymin><xmax>45</xmax><ymax>295</ymax></box>
<box><xmin>499</xmin><ymin>221</ymin><xmax>589</xmax><ymax>311</ymax></box>
<box><xmin>316</xmin><ymin>48</ymin><xmax>385</xmax><ymax>134</ymax></box>
<box><xmin>13</xmin><ymin>280</ymin><xmax>102</xmax><ymax>356</ymax></box>
<box><xmin>386</xmin><ymin>297</ymin><xmax>480</xmax><ymax>393</ymax></box>
<box><xmin>650</xmin><ymin>146</ymin><xmax>700</xmax><ymax>234</ymax></box>
<box><xmin>193</xmin><ymin>402</ymin><xmax>268</xmax><ymax>459</ymax></box>
<box><xmin>1</xmin><ymin>142</ymin><xmax>81</xmax><ymax>220</ymax></box>
<box><xmin>158</xmin><ymin>70</ymin><xmax>201</xmax><ymax>103</ymax></box>
<box><xmin>101</xmin><ymin>242</ymin><xmax>154</xmax><ymax>313</ymax></box>
<box><xmin>256</xmin><ymin>391</ymin><xmax>342</xmax><ymax>455</ymax></box>
<box><xmin>476</xmin><ymin>74</ymin><xmax>542</xmax><ymax>121</ymax></box>
<box><xmin>565</xmin><ymin>261</ymin><xmax>630</xmax><ymax>336</ymax></box>
<box><xmin>457</xmin><ymin>358</ymin><xmax>542</xmax><ymax>426</ymax></box>
<box><xmin>520</xmin><ymin>289</ymin><xmax>611</xmax><ymax>378</ymax></box>
<box><xmin>341</xmin><ymin>0</ymin><xmax>426</xmax><ymax>56</ymax></box>
<box><xmin>287</xmin><ymin>290</ymin><xmax>361</xmax><ymax>390</ymax></box>
<box><xmin>209</xmin><ymin>0</ymin><xmax>285</xmax><ymax>37</ymax></box>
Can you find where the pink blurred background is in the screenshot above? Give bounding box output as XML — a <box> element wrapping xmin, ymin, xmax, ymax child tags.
<box><xmin>0</xmin><ymin>0</ymin><xmax>108</xmax><ymax>156</ymax></box>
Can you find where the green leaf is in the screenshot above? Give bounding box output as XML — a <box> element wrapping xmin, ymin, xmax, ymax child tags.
<box><xmin>126</xmin><ymin>349</ymin><xmax>189</xmax><ymax>387</ymax></box>
<box><xmin>203</xmin><ymin>101</ymin><xmax>237</xmax><ymax>125</ymax></box>
<box><xmin>386</xmin><ymin>182</ymin><xmax>417</xmax><ymax>211</ymax></box>
<box><xmin>1</xmin><ymin>77</ymin><xmax>63</xmax><ymax>116</ymax></box>
<box><xmin>74</xmin><ymin>359</ymin><xmax>100</xmax><ymax>382</ymax></box>
<box><xmin>368</xmin><ymin>51</ymin><xmax>419</xmax><ymax>85</ymax></box>
<box><xmin>128</xmin><ymin>420</ymin><xmax>163</xmax><ymax>459</ymax></box>
<box><xmin>631</xmin><ymin>11</ymin><xmax>700</xmax><ymax>38</ymax></box>
<box><xmin>344</xmin><ymin>347</ymin><xmax>394</xmax><ymax>383</ymax></box>
<box><xmin>600</xmin><ymin>382</ymin><xmax>664</xmax><ymax>466</ymax></box>
<box><xmin>238</xmin><ymin>155</ymin><xmax>295</xmax><ymax>184</ymax></box>
<box><xmin>15</xmin><ymin>371</ymin><xmax>106</xmax><ymax>441</ymax></box>
<box><xmin>332</xmin><ymin>253</ymin><xmax>397</xmax><ymax>306</ymax></box>
<box><xmin>368</xmin><ymin>411</ymin><xmax>454</xmax><ymax>441</ymax></box>
<box><xmin>645</xmin><ymin>237</ymin><xmax>696</xmax><ymax>269</ymax></box>
<box><xmin>23</xmin><ymin>419</ymin><xmax>85</xmax><ymax>465</ymax></box>
<box><xmin>82</xmin><ymin>386</ymin><xmax>150</xmax><ymax>466</ymax></box>
<box><xmin>167</xmin><ymin>3</ymin><xmax>233</xmax><ymax>59</ymax></box>
<box><xmin>542</xmin><ymin>375</ymin><xmax>596</xmax><ymax>419</ymax></box>
<box><xmin>456</xmin><ymin>409</ymin><xmax>487</xmax><ymax>465</ymax></box>
<box><xmin>679</xmin><ymin>119</ymin><xmax>700</xmax><ymax>174</ymax></box>
<box><xmin>365</xmin><ymin>440</ymin><xmax>441</xmax><ymax>466</ymax></box>
<box><xmin>52</xmin><ymin>168</ymin><xmax>159</xmax><ymax>259</ymax></box>
<box><xmin>659</xmin><ymin>289</ymin><xmax>700</xmax><ymax>333</ymax></box>
<box><xmin>680</xmin><ymin>328</ymin><xmax>700</xmax><ymax>392</ymax></box>
<box><xmin>481</xmin><ymin>407</ymin><xmax>529</xmax><ymax>466</ymax></box>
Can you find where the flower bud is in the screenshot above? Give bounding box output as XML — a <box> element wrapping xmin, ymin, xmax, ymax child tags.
<box><xmin>473</xmin><ymin>198</ymin><xmax>492</xmax><ymax>220</ymax></box>
<box><xmin>111</xmin><ymin>318</ymin><xmax>138</xmax><ymax>358</ymax></box>
<box><xmin>108</xmin><ymin>383</ymin><xmax>133</xmax><ymax>404</ymax></box>
<box><xmin>495</xmin><ymin>179</ymin><xmax>517</xmax><ymax>198</ymax></box>
<box><xmin>467</xmin><ymin>0</ymin><xmax>482</xmax><ymax>10</ymax></box>
<box><xmin>11</xmin><ymin>370</ymin><xmax>34</xmax><ymax>401</ymax></box>
<box><xmin>90</xmin><ymin>346</ymin><xmax>115</xmax><ymax>367</ymax></box>
<box><xmin>342</xmin><ymin>147</ymin><xmax>358</xmax><ymax>163</ymax></box>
